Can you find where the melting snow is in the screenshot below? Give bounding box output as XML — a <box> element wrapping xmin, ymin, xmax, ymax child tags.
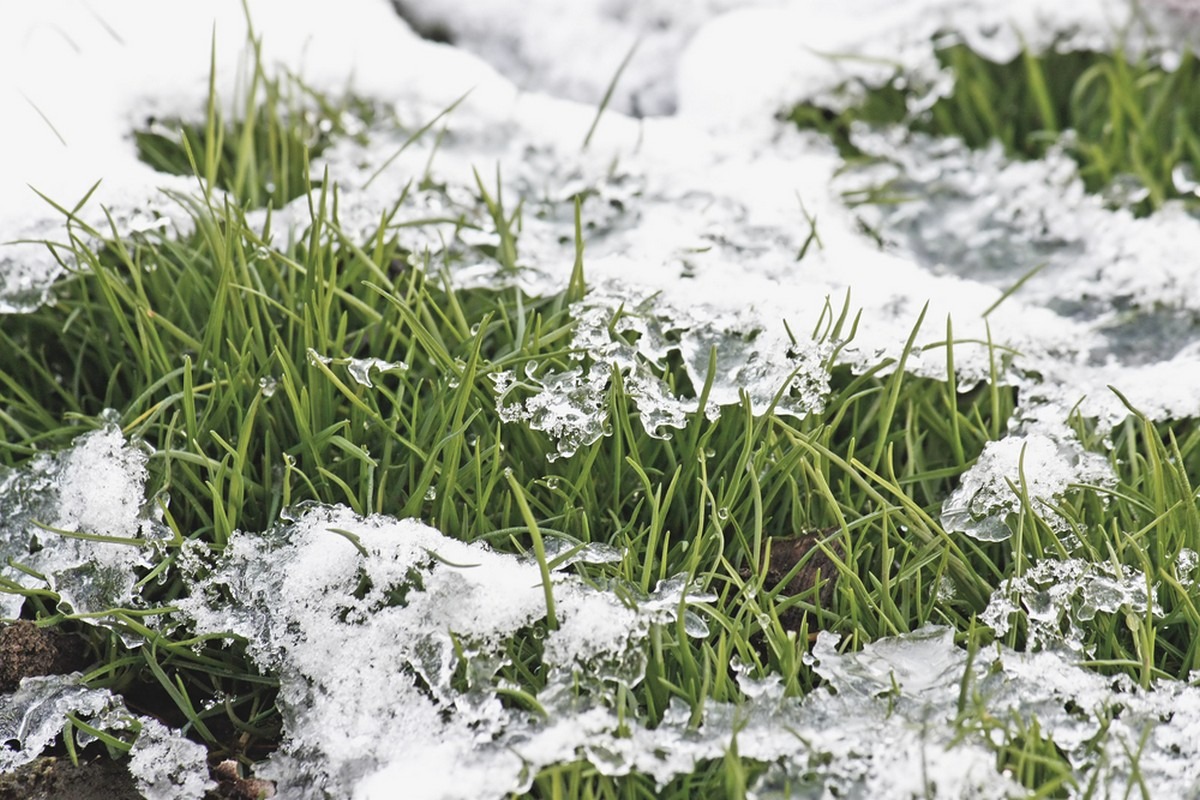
<box><xmin>0</xmin><ymin>422</ymin><xmax>169</xmax><ymax>618</ymax></box>
<box><xmin>0</xmin><ymin>674</ymin><xmax>210</xmax><ymax>798</ymax></box>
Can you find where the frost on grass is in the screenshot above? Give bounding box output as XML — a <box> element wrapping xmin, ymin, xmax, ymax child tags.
<box><xmin>176</xmin><ymin>504</ymin><xmax>714</xmax><ymax>799</ymax></box>
<box><xmin>0</xmin><ymin>674</ymin><xmax>211</xmax><ymax>798</ymax></box>
<box><xmin>981</xmin><ymin>558</ymin><xmax>1160</xmax><ymax>655</ymax></box>
<box><xmin>0</xmin><ymin>421</ymin><xmax>169</xmax><ymax>618</ymax></box>
<box><xmin>940</xmin><ymin>430</ymin><xmax>1114</xmax><ymax>542</ymax></box>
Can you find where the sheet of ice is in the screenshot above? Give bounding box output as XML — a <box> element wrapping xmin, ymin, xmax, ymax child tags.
<box><xmin>0</xmin><ymin>674</ymin><xmax>211</xmax><ymax>797</ymax></box>
<box><xmin>0</xmin><ymin>421</ymin><xmax>169</xmax><ymax>618</ymax></box>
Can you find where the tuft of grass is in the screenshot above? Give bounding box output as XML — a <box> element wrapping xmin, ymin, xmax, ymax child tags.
<box><xmin>133</xmin><ymin>34</ymin><xmax>377</xmax><ymax>209</ymax></box>
<box><xmin>787</xmin><ymin>42</ymin><xmax>1200</xmax><ymax>215</ymax></box>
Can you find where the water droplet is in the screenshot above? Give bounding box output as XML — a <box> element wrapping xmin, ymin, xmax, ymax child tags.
<box><xmin>98</xmin><ymin>408</ymin><xmax>121</xmax><ymax>427</ymax></box>
<box><xmin>259</xmin><ymin>376</ymin><xmax>278</xmax><ymax>398</ymax></box>
<box><xmin>716</xmin><ymin>507</ymin><xmax>730</xmax><ymax>521</ymax></box>
<box><xmin>424</xmin><ymin>486</ymin><xmax>438</xmax><ymax>501</ymax></box>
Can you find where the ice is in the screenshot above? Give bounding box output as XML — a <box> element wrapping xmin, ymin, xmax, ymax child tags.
<box><xmin>127</xmin><ymin>717</ymin><xmax>214</xmax><ymax>800</ymax></box>
<box><xmin>0</xmin><ymin>676</ymin><xmax>122</xmax><ymax>772</ymax></box>
<box><xmin>344</xmin><ymin>356</ymin><xmax>409</xmax><ymax>388</ymax></box>
<box><xmin>0</xmin><ymin>674</ymin><xmax>210</xmax><ymax>797</ymax></box>
<box><xmin>0</xmin><ymin>422</ymin><xmax>169</xmax><ymax>618</ymax></box>
<box><xmin>177</xmin><ymin>504</ymin><xmax>714</xmax><ymax>798</ymax></box>
<box><xmin>981</xmin><ymin>558</ymin><xmax>1160</xmax><ymax>655</ymax></box>
<box><xmin>940</xmin><ymin>430</ymin><xmax>1114</xmax><ymax>542</ymax></box>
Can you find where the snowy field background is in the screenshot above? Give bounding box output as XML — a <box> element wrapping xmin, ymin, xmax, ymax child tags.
<box><xmin>5</xmin><ymin>0</ymin><xmax>1200</xmax><ymax>797</ymax></box>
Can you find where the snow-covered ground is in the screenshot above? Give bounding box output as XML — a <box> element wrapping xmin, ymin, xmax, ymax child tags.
<box><xmin>5</xmin><ymin>0</ymin><xmax>1200</xmax><ymax>797</ymax></box>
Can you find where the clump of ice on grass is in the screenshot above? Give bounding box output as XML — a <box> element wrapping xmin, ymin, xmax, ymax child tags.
<box><xmin>941</xmin><ymin>430</ymin><xmax>1114</xmax><ymax>542</ymax></box>
<box><xmin>127</xmin><ymin>717</ymin><xmax>215</xmax><ymax>800</ymax></box>
<box><xmin>490</xmin><ymin>277</ymin><xmax>834</xmax><ymax>458</ymax></box>
<box><xmin>0</xmin><ymin>674</ymin><xmax>211</xmax><ymax>798</ymax></box>
<box><xmin>0</xmin><ymin>421</ymin><xmax>169</xmax><ymax>618</ymax></box>
<box><xmin>792</xmin><ymin>625</ymin><xmax>1200</xmax><ymax>799</ymax></box>
<box><xmin>982</xmin><ymin>558</ymin><xmax>1160</xmax><ymax>655</ymax></box>
<box><xmin>176</xmin><ymin>504</ymin><xmax>715</xmax><ymax>798</ymax></box>
<box><xmin>307</xmin><ymin>349</ymin><xmax>409</xmax><ymax>389</ymax></box>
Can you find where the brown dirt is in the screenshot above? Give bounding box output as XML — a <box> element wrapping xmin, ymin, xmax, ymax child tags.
<box><xmin>0</xmin><ymin>756</ymin><xmax>141</xmax><ymax>800</ymax></box>
<box><xmin>0</xmin><ymin>621</ymin><xmax>88</xmax><ymax>692</ymax></box>
<box><xmin>756</xmin><ymin>527</ymin><xmax>845</xmax><ymax>633</ymax></box>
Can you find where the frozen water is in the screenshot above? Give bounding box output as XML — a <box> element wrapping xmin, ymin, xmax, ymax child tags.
<box><xmin>126</xmin><ymin>717</ymin><xmax>214</xmax><ymax>800</ymax></box>
<box><xmin>981</xmin><ymin>558</ymin><xmax>1160</xmax><ymax>655</ymax></box>
<box><xmin>0</xmin><ymin>422</ymin><xmax>169</xmax><ymax>618</ymax></box>
<box><xmin>177</xmin><ymin>504</ymin><xmax>715</xmax><ymax>798</ymax></box>
<box><xmin>0</xmin><ymin>676</ymin><xmax>123</xmax><ymax>772</ymax></box>
<box><xmin>941</xmin><ymin>430</ymin><xmax>1114</xmax><ymax>542</ymax></box>
<box><xmin>0</xmin><ymin>674</ymin><xmax>210</xmax><ymax>797</ymax></box>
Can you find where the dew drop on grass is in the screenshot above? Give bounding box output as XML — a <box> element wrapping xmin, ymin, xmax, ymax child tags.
<box><xmin>258</xmin><ymin>376</ymin><xmax>278</xmax><ymax>397</ymax></box>
<box><xmin>424</xmin><ymin>486</ymin><xmax>437</xmax><ymax>501</ymax></box>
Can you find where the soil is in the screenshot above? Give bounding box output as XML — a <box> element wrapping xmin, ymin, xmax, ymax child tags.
<box><xmin>0</xmin><ymin>621</ymin><xmax>87</xmax><ymax>692</ymax></box>
<box><xmin>0</xmin><ymin>756</ymin><xmax>142</xmax><ymax>800</ymax></box>
<box><xmin>754</xmin><ymin>527</ymin><xmax>845</xmax><ymax>634</ymax></box>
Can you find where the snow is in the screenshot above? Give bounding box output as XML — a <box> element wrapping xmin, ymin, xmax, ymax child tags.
<box><xmin>0</xmin><ymin>675</ymin><xmax>210</xmax><ymax>798</ymax></box>
<box><xmin>0</xmin><ymin>422</ymin><xmax>170</xmax><ymax>618</ymax></box>
<box><xmin>176</xmin><ymin>504</ymin><xmax>715</xmax><ymax>798</ymax></box>
<box><xmin>6</xmin><ymin>0</ymin><xmax>1200</xmax><ymax>796</ymax></box>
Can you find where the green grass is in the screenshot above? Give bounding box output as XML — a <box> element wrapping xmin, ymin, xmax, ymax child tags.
<box><xmin>788</xmin><ymin>43</ymin><xmax>1200</xmax><ymax>215</ymax></box>
<box><xmin>4</xmin><ymin>28</ymin><xmax>1200</xmax><ymax>800</ymax></box>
